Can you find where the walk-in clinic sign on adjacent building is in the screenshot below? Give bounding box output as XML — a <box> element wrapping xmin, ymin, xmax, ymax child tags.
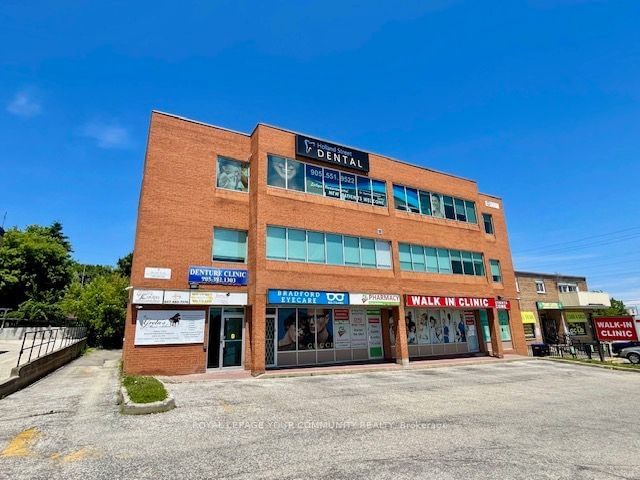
<box><xmin>593</xmin><ymin>316</ymin><xmax>638</xmax><ymax>342</ymax></box>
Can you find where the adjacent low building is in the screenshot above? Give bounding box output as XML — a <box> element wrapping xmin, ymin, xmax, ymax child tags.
<box><xmin>122</xmin><ymin>111</ymin><xmax>527</xmax><ymax>376</ymax></box>
<box><xmin>515</xmin><ymin>271</ymin><xmax>610</xmax><ymax>344</ymax></box>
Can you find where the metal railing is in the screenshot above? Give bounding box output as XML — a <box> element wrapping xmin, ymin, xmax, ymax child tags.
<box><xmin>528</xmin><ymin>340</ymin><xmax>612</xmax><ymax>361</ymax></box>
<box><xmin>16</xmin><ymin>326</ymin><xmax>87</xmax><ymax>367</ymax></box>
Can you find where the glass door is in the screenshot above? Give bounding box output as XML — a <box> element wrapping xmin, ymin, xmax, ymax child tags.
<box><xmin>222</xmin><ymin>309</ymin><xmax>244</xmax><ymax>368</ymax></box>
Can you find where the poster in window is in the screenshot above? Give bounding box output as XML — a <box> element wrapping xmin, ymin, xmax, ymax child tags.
<box><xmin>356</xmin><ymin>176</ymin><xmax>372</xmax><ymax>204</ymax></box>
<box><xmin>324</xmin><ymin>168</ymin><xmax>341</xmax><ymax>198</ymax></box>
<box><xmin>305</xmin><ymin>164</ymin><xmax>324</xmax><ymax>195</ymax></box>
<box><xmin>350</xmin><ymin>308</ymin><xmax>367</xmax><ymax>347</ymax></box>
<box><xmin>334</xmin><ymin>309</ymin><xmax>351</xmax><ymax>349</ymax></box>
<box><xmin>406</xmin><ymin>310</ymin><xmax>417</xmax><ymax>344</ymax></box>
<box><xmin>310</xmin><ymin>308</ymin><xmax>333</xmax><ymax>349</ymax></box>
<box><xmin>267</xmin><ymin>155</ymin><xmax>287</xmax><ymax>189</ymax></box>
<box><xmin>297</xmin><ymin>308</ymin><xmax>313</xmax><ymax>350</ymax></box>
<box><xmin>277</xmin><ymin>308</ymin><xmax>298</xmax><ymax>351</ymax></box>
<box><xmin>340</xmin><ymin>172</ymin><xmax>357</xmax><ymax>202</ymax></box>
<box><xmin>431</xmin><ymin>193</ymin><xmax>445</xmax><ymax>218</ymax></box>
<box><xmin>416</xmin><ymin>310</ymin><xmax>430</xmax><ymax>344</ymax></box>
<box><xmin>567</xmin><ymin>322</ymin><xmax>587</xmax><ymax>336</ymax></box>
<box><xmin>371</xmin><ymin>180</ymin><xmax>387</xmax><ymax>207</ymax></box>
<box><xmin>429</xmin><ymin>310</ymin><xmax>443</xmax><ymax>344</ymax></box>
<box><xmin>367</xmin><ymin>311</ymin><xmax>382</xmax><ymax>358</ymax></box>
<box><xmin>286</xmin><ymin>159</ymin><xmax>305</xmax><ymax>192</ymax></box>
<box><xmin>216</xmin><ymin>157</ymin><xmax>249</xmax><ymax>192</ymax></box>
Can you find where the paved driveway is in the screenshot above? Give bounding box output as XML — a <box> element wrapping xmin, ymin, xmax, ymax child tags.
<box><xmin>1</xmin><ymin>354</ymin><xmax>639</xmax><ymax>480</ymax></box>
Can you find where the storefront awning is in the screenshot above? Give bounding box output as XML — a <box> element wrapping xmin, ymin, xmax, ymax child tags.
<box><xmin>521</xmin><ymin>311</ymin><xmax>537</xmax><ymax>324</ymax></box>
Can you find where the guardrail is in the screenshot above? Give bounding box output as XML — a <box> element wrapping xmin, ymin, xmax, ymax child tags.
<box><xmin>16</xmin><ymin>326</ymin><xmax>87</xmax><ymax>367</ymax></box>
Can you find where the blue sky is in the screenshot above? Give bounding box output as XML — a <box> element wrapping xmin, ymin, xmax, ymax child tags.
<box><xmin>1</xmin><ymin>1</ymin><xmax>639</xmax><ymax>305</ymax></box>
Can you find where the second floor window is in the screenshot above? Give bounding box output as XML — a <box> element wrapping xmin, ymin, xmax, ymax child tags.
<box><xmin>216</xmin><ymin>156</ymin><xmax>249</xmax><ymax>192</ymax></box>
<box><xmin>212</xmin><ymin>228</ymin><xmax>247</xmax><ymax>263</ymax></box>
<box><xmin>489</xmin><ymin>260</ymin><xmax>502</xmax><ymax>283</ymax></box>
<box><xmin>535</xmin><ymin>280</ymin><xmax>546</xmax><ymax>293</ymax></box>
<box><xmin>558</xmin><ymin>283</ymin><xmax>578</xmax><ymax>293</ymax></box>
<box><xmin>482</xmin><ymin>213</ymin><xmax>494</xmax><ymax>234</ymax></box>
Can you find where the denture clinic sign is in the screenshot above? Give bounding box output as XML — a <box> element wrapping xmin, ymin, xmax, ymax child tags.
<box><xmin>405</xmin><ymin>295</ymin><xmax>505</xmax><ymax>309</ymax></box>
<box><xmin>594</xmin><ymin>316</ymin><xmax>638</xmax><ymax>342</ymax></box>
<box><xmin>188</xmin><ymin>266</ymin><xmax>248</xmax><ymax>286</ymax></box>
<box><xmin>296</xmin><ymin>134</ymin><xmax>370</xmax><ymax>173</ymax></box>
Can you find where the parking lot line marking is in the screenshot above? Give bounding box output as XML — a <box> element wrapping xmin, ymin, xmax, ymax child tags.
<box><xmin>0</xmin><ymin>427</ymin><xmax>41</xmax><ymax>458</ymax></box>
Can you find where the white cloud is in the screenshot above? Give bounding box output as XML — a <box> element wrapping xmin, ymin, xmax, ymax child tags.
<box><xmin>6</xmin><ymin>90</ymin><xmax>42</xmax><ymax>117</ymax></box>
<box><xmin>80</xmin><ymin>121</ymin><xmax>131</xmax><ymax>149</ymax></box>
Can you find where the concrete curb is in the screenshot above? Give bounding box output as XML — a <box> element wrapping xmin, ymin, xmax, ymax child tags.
<box><xmin>261</xmin><ymin>356</ymin><xmax>536</xmax><ymax>379</ymax></box>
<box><xmin>117</xmin><ymin>382</ymin><xmax>176</xmax><ymax>415</ymax></box>
<box><xmin>540</xmin><ymin>357</ymin><xmax>640</xmax><ymax>373</ymax></box>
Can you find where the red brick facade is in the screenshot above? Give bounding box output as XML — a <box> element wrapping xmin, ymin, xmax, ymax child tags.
<box><xmin>122</xmin><ymin>111</ymin><xmax>527</xmax><ymax>376</ymax></box>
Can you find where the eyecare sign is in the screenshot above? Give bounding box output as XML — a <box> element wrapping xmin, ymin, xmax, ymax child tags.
<box><xmin>295</xmin><ymin>134</ymin><xmax>370</xmax><ymax>173</ymax></box>
<box><xmin>188</xmin><ymin>266</ymin><xmax>248</xmax><ymax>286</ymax></box>
<box><xmin>268</xmin><ymin>289</ymin><xmax>349</xmax><ymax>305</ymax></box>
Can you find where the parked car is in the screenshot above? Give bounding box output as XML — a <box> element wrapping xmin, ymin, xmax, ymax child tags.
<box><xmin>617</xmin><ymin>345</ymin><xmax>640</xmax><ymax>364</ymax></box>
<box><xmin>611</xmin><ymin>341</ymin><xmax>640</xmax><ymax>355</ymax></box>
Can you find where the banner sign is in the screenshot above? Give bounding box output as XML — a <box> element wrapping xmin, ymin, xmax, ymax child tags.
<box><xmin>295</xmin><ymin>134</ymin><xmax>370</xmax><ymax>173</ymax></box>
<box><xmin>495</xmin><ymin>300</ymin><xmax>511</xmax><ymax>310</ymax></box>
<box><xmin>350</xmin><ymin>308</ymin><xmax>367</xmax><ymax>347</ymax></box>
<box><xmin>565</xmin><ymin>311</ymin><xmax>587</xmax><ymax>322</ymax></box>
<box><xmin>567</xmin><ymin>322</ymin><xmax>587</xmax><ymax>336</ymax></box>
<box><xmin>188</xmin><ymin>266</ymin><xmax>248</xmax><ymax>286</ymax></box>
<box><xmin>190</xmin><ymin>292</ymin><xmax>248</xmax><ymax>306</ymax></box>
<box><xmin>405</xmin><ymin>295</ymin><xmax>498</xmax><ymax>309</ymax></box>
<box><xmin>132</xmin><ymin>289</ymin><xmax>164</xmax><ymax>304</ymax></box>
<box><xmin>537</xmin><ymin>302</ymin><xmax>562</xmax><ymax>310</ymax></box>
<box><xmin>134</xmin><ymin>310</ymin><xmax>206</xmax><ymax>345</ymax></box>
<box><xmin>521</xmin><ymin>311</ymin><xmax>537</xmax><ymax>324</ymax></box>
<box><xmin>163</xmin><ymin>290</ymin><xmax>191</xmax><ymax>305</ymax></box>
<box><xmin>267</xmin><ymin>289</ymin><xmax>349</xmax><ymax>305</ymax></box>
<box><xmin>350</xmin><ymin>293</ymin><xmax>401</xmax><ymax>306</ymax></box>
<box><xmin>594</xmin><ymin>316</ymin><xmax>638</xmax><ymax>342</ymax></box>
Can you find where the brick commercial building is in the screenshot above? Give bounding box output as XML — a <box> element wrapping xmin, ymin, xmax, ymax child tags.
<box><xmin>515</xmin><ymin>271</ymin><xmax>611</xmax><ymax>344</ymax></box>
<box><xmin>122</xmin><ymin>111</ymin><xmax>527</xmax><ymax>376</ymax></box>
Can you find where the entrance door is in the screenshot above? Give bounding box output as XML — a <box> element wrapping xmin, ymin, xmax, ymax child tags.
<box><xmin>207</xmin><ymin>307</ymin><xmax>244</xmax><ymax>369</ymax></box>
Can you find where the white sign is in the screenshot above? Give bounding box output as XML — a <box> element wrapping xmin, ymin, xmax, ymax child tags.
<box><xmin>134</xmin><ymin>310</ymin><xmax>206</xmax><ymax>345</ymax></box>
<box><xmin>334</xmin><ymin>318</ymin><xmax>351</xmax><ymax>349</ymax></box>
<box><xmin>163</xmin><ymin>290</ymin><xmax>191</xmax><ymax>305</ymax></box>
<box><xmin>190</xmin><ymin>291</ymin><xmax>248</xmax><ymax>306</ymax></box>
<box><xmin>132</xmin><ymin>289</ymin><xmax>164</xmax><ymax>304</ymax></box>
<box><xmin>144</xmin><ymin>267</ymin><xmax>172</xmax><ymax>280</ymax></box>
<box><xmin>350</xmin><ymin>308</ymin><xmax>367</xmax><ymax>348</ymax></box>
<box><xmin>484</xmin><ymin>200</ymin><xmax>500</xmax><ymax>209</ymax></box>
<box><xmin>350</xmin><ymin>293</ymin><xmax>401</xmax><ymax>306</ymax></box>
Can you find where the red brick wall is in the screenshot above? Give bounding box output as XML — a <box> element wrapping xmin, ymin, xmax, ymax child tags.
<box><xmin>123</xmin><ymin>112</ymin><xmax>527</xmax><ymax>375</ymax></box>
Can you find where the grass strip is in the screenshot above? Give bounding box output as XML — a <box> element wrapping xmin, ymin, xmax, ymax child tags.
<box><xmin>122</xmin><ymin>375</ymin><xmax>168</xmax><ymax>403</ymax></box>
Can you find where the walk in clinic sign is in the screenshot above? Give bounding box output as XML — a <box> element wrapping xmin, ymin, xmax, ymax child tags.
<box><xmin>593</xmin><ymin>316</ymin><xmax>638</xmax><ymax>342</ymax></box>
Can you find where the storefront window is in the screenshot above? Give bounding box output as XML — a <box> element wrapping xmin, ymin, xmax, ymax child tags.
<box><xmin>498</xmin><ymin>310</ymin><xmax>511</xmax><ymax>341</ymax></box>
<box><xmin>216</xmin><ymin>156</ymin><xmax>249</xmax><ymax>192</ymax></box>
<box><xmin>523</xmin><ymin>323</ymin><xmax>536</xmax><ymax>339</ymax></box>
<box><xmin>276</xmin><ymin>308</ymin><xmax>335</xmax><ymax>352</ymax></box>
<box><xmin>409</xmin><ymin>309</ymin><xmax>468</xmax><ymax>345</ymax></box>
<box><xmin>277</xmin><ymin>308</ymin><xmax>297</xmax><ymax>351</ymax></box>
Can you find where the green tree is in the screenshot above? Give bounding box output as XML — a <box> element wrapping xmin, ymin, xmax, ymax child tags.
<box><xmin>71</xmin><ymin>262</ymin><xmax>114</xmax><ymax>285</ymax></box>
<box><xmin>61</xmin><ymin>273</ymin><xmax>128</xmax><ymax>347</ymax></box>
<box><xmin>594</xmin><ymin>297</ymin><xmax>629</xmax><ymax>317</ymax></box>
<box><xmin>116</xmin><ymin>252</ymin><xmax>133</xmax><ymax>278</ymax></box>
<box><xmin>0</xmin><ymin>222</ymin><xmax>74</xmax><ymax>320</ymax></box>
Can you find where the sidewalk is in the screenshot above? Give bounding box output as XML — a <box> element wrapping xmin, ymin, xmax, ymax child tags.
<box><xmin>160</xmin><ymin>353</ymin><xmax>533</xmax><ymax>383</ymax></box>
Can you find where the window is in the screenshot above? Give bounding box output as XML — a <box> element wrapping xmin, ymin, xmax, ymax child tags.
<box><xmin>393</xmin><ymin>184</ymin><xmax>407</xmax><ymax>211</ymax></box>
<box><xmin>266</xmin><ymin>227</ymin><xmax>286</xmax><ymax>260</ymax></box>
<box><xmin>558</xmin><ymin>283</ymin><xmax>578</xmax><ymax>293</ymax></box>
<box><xmin>212</xmin><ymin>228</ymin><xmax>247</xmax><ymax>263</ymax></box>
<box><xmin>489</xmin><ymin>260</ymin><xmax>502</xmax><ymax>283</ymax></box>
<box><xmin>267</xmin><ymin>226</ymin><xmax>392</xmax><ymax>270</ymax></box>
<box><xmin>443</xmin><ymin>196</ymin><xmax>456</xmax><ymax>220</ymax></box>
<box><xmin>523</xmin><ymin>323</ymin><xmax>536</xmax><ymax>339</ymax></box>
<box><xmin>535</xmin><ymin>280</ymin><xmax>546</xmax><ymax>294</ymax></box>
<box><xmin>392</xmin><ymin>183</ymin><xmax>476</xmax><ymax>225</ymax></box>
<box><xmin>216</xmin><ymin>157</ymin><xmax>249</xmax><ymax>192</ymax></box>
<box><xmin>399</xmin><ymin>243</ymin><xmax>485</xmax><ymax>277</ymax></box>
<box><xmin>287</xmin><ymin>229</ymin><xmax>306</xmax><ymax>261</ymax></box>
<box><xmin>483</xmin><ymin>213</ymin><xmax>494</xmax><ymax>235</ymax></box>
<box><xmin>267</xmin><ymin>154</ymin><xmax>387</xmax><ymax>207</ymax></box>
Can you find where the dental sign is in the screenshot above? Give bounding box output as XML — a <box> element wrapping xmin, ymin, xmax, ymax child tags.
<box><xmin>267</xmin><ymin>289</ymin><xmax>349</xmax><ymax>305</ymax></box>
<box><xmin>188</xmin><ymin>266</ymin><xmax>248</xmax><ymax>286</ymax></box>
<box><xmin>296</xmin><ymin>135</ymin><xmax>370</xmax><ymax>173</ymax></box>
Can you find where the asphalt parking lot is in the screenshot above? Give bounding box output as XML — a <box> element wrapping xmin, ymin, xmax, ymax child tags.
<box><xmin>1</xmin><ymin>353</ymin><xmax>639</xmax><ymax>480</ymax></box>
